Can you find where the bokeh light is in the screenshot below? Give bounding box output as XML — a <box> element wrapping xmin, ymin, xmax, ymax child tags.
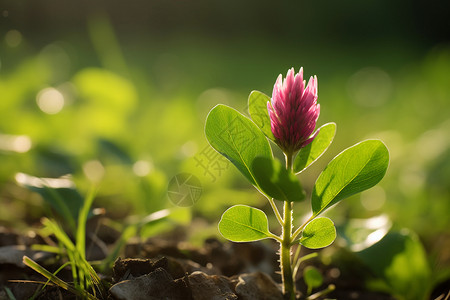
<box><xmin>5</xmin><ymin>29</ymin><xmax>22</xmax><ymax>47</ymax></box>
<box><xmin>36</xmin><ymin>88</ymin><xmax>65</xmax><ymax>114</ymax></box>
<box><xmin>0</xmin><ymin>134</ymin><xmax>32</xmax><ymax>153</ymax></box>
<box><xmin>133</xmin><ymin>160</ymin><xmax>153</xmax><ymax>177</ymax></box>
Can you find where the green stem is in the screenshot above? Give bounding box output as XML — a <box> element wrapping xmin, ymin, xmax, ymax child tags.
<box><xmin>291</xmin><ymin>244</ymin><xmax>302</xmax><ymax>278</ymax></box>
<box><xmin>281</xmin><ymin>201</ymin><xmax>295</xmax><ymax>299</ymax></box>
<box><xmin>306</xmin><ymin>284</ymin><xmax>336</xmax><ymax>300</ymax></box>
<box><xmin>286</xmin><ymin>151</ymin><xmax>294</xmax><ymax>173</ymax></box>
<box><xmin>280</xmin><ymin>151</ymin><xmax>295</xmax><ymax>299</ymax></box>
<box><xmin>293</xmin><ymin>252</ymin><xmax>318</xmax><ymax>280</ymax></box>
<box><xmin>268</xmin><ymin>197</ymin><xmax>283</xmax><ymax>226</ymax></box>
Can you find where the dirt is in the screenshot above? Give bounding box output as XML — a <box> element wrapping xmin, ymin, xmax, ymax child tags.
<box><xmin>0</xmin><ymin>219</ymin><xmax>399</xmax><ymax>300</ymax></box>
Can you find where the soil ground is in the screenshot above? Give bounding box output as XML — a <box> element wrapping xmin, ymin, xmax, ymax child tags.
<box><xmin>0</xmin><ymin>219</ymin><xmax>432</xmax><ymax>300</ymax></box>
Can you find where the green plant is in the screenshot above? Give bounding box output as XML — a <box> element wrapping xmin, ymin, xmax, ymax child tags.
<box><xmin>19</xmin><ymin>172</ymin><xmax>189</xmax><ymax>299</ymax></box>
<box><xmin>205</xmin><ymin>67</ymin><xmax>389</xmax><ymax>299</ymax></box>
<box><xmin>23</xmin><ymin>187</ymin><xmax>107</xmax><ymax>299</ymax></box>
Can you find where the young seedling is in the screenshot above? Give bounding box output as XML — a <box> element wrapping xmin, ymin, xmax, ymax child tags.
<box><xmin>205</xmin><ymin>68</ymin><xmax>389</xmax><ymax>299</ymax></box>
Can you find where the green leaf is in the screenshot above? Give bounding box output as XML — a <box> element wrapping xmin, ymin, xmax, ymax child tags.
<box><xmin>252</xmin><ymin>157</ymin><xmax>305</xmax><ymax>202</ymax></box>
<box><xmin>76</xmin><ymin>187</ymin><xmax>97</xmax><ymax>260</ymax></box>
<box><xmin>356</xmin><ymin>230</ymin><xmax>432</xmax><ymax>300</ymax></box>
<box><xmin>294</xmin><ymin>122</ymin><xmax>336</xmax><ymax>173</ymax></box>
<box><xmin>311</xmin><ymin>140</ymin><xmax>389</xmax><ymax>217</ymax></box>
<box><xmin>248</xmin><ymin>91</ymin><xmax>275</xmax><ymax>141</ymax></box>
<box><xmin>299</xmin><ymin>217</ymin><xmax>336</xmax><ymax>249</ymax></box>
<box><xmin>218</xmin><ymin>205</ymin><xmax>274</xmax><ymax>242</ymax></box>
<box><xmin>205</xmin><ymin>104</ymin><xmax>272</xmax><ymax>185</ymax></box>
<box><xmin>303</xmin><ymin>266</ymin><xmax>323</xmax><ymax>290</ymax></box>
<box><xmin>337</xmin><ymin>215</ymin><xmax>392</xmax><ymax>252</ymax></box>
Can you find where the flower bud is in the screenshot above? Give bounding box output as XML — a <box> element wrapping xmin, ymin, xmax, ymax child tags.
<box><xmin>268</xmin><ymin>67</ymin><xmax>320</xmax><ymax>153</ymax></box>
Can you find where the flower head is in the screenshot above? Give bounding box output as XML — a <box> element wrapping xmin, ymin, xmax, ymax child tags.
<box><xmin>268</xmin><ymin>67</ymin><xmax>320</xmax><ymax>153</ymax></box>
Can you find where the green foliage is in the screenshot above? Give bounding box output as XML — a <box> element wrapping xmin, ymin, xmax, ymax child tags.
<box><xmin>205</xmin><ymin>104</ymin><xmax>272</xmax><ymax>185</ymax></box>
<box><xmin>23</xmin><ymin>256</ymin><xmax>98</xmax><ymax>300</ymax></box>
<box><xmin>252</xmin><ymin>157</ymin><xmax>305</xmax><ymax>202</ymax></box>
<box><xmin>28</xmin><ymin>187</ymin><xmax>107</xmax><ymax>298</ymax></box>
<box><xmin>294</xmin><ymin>122</ymin><xmax>336</xmax><ymax>173</ymax></box>
<box><xmin>337</xmin><ymin>215</ymin><xmax>392</xmax><ymax>253</ymax></box>
<box><xmin>36</xmin><ymin>217</ymin><xmax>106</xmax><ymax>299</ymax></box>
<box><xmin>311</xmin><ymin>140</ymin><xmax>389</xmax><ymax>217</ymax></box>
<box><xmin>356</xmin><ymin>230</ymin><xmax>432</xmax><ymax>300</ymax></box>
<box><xmin>299</xmin><ymin>217</ymin><xmax>336</xmax><ymax>249</ymax></box>
<box><xmin>218</xmin><ymin>205</ymin><xmax>276</xmax><ymax>242</ymax></box>
<box><xmin>303</xmin><ymin>266</ymin><xmax>323</xmax><ymax>295</ymax></box>
<box><xmin>73</xmin><ymin>68</ymin><xmax>137</xmax><ymax>113</ymax></box>
<box><xmin>76</xmin><ymin>187</ymin><xmax>96</xmax><ymax>260</ymax></box>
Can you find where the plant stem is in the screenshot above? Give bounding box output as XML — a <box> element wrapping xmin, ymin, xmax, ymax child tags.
<box><xmin>293</xmin><ymin>252</ymin><xmax>318</xmax><ymax>280</ymax></box>
<box><xmin>280</xmin><ymin>151</ymin><xmax>295</xmax><ymax>299</ymax></box>
<box><xmin>281</xmin><ymin>201</ymin><xmax>295</xmax><ymax>299</ymax></box>
<box><xmin>268</xmin><ymin>197</ymin><xmax>283</xmax><ymax>226</ymax></box>
<box><xmin>285</xmin><ymin>151</ymin><xmax>294</xmax><ymax>173</ymax></box>
<box><xmin>306</xmin><ymin>284</ymin><xmax>336</xmax><ymax>300</ymax></box>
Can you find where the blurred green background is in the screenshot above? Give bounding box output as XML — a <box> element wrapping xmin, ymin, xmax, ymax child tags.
<box><xmin>1</xmin><ymin>0</ymin><xmax>449</xmax><ymax>297</ymax></box>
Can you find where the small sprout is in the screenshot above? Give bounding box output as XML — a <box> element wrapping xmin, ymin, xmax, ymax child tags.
<box><xmin>303</xmin><ymin>266</ymin><xmax>323</xmax><ymax>296</ymax></box>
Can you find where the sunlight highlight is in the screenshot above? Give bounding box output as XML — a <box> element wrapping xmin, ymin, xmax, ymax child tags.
<box><xmin>0</xmin><ymin>134</ymin><xmax>32</xmax><ymax>153</ymax></box>
<box><xmin>36</xmin><ymin>88</ymin><xmax>65</xmax><ymax>114</ymax></box>
<box><xmin>180</xmin><ymin>141</ymin><xmax>197</xmax><ymax>158</ymax></box>
<box><xmin>350</xmin><ymin>215</ymin><xmax>392</xmax><ymax>252</ymax></box>
<box><xmin>132</xmin><ymin>160</ymin><xmax>153</xmax><ymax>177</ymax></box>
<box><xmin>83</xmin><ymin>160</ymin><xmax>105</xmax><ymax>182</ymax></box>
<box><xmin>15</xmin><ymin>173</ymin><xmax>75</xmax><ymax>189</ymax></box>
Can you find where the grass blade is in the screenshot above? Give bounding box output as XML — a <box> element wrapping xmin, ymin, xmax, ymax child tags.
<box><xmin>23</xmin><ymin>256</ymin><xmax>97</xmax><ymax>300</ymax></box>
<box><xmin>76</xmin><ymin>186</ymin><xmax>97</xmax><ymax>260</ymax></box>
